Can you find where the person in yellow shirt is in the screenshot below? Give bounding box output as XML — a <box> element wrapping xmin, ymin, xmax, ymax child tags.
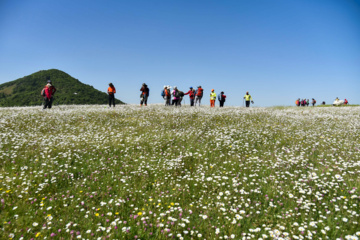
<box><xmin>107</xmin><ymin>83</ymin><xmax>116</xmax><ymax>107</ymax></box>
<box><xmin>210</xmin><ymin>89</ymin><xmax>217</xmax><ymax>107</ymax></box>
<box><xmin>243</xmin><ymin>91</ymin><xmax>254</xmax><ymax>107</ymax></box>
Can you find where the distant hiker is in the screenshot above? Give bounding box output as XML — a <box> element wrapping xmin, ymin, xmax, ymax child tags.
<box><xmin>107</xmin><ymin>83</ymin><xmax>116</xmax><ymax>107</ymax></box>
<box><xmin>161</xmin><ymin>86</ymin><xmax>170</xmax><ymax>106</ymax></box>
<box><xmin>295</xmin><ymin>98</ymin><xmax>300</xmax><ymax>106</ymax></box>
<box><xmin>210</xmin><ymin>89</ymin><xmax>216</xmax><ymax>107</ymax></box>
<box><xmin>140</xmin><ymin>83</ymin><xmax>149</xmax><ymax>106</ymax></box>
<box><xmin>322</xmin><ymin>101</ymin><xmax>326</xmax><ymax>105</ymax></box>
<box><xmin>218</xmin><ymin>91</ymin><xmax>226</xmax><ymax>107</ymax></box>
<box><xmin>184</xmin><ymin>87</ymin><xmax>196</xmax><ymax>106</ymax></box>
<box><xmin>311</xmin><ymin>98</ymin><xmax>316</xmax><ymax>107</ymax></box>
<box><xmin>306</xmin><ymin>99</ymin><xmax>310</xmax><ymax>107</ymax></box>
<box><xmin>178</xmin><ymin>90</ymin><xmax>185</xmax><ymax>106</ymax></box>
<box><xmin>172</xmin><ymin>86</ymin><xmax>180</xmax><ymax>106</ymax></box>
<box><xmin>244</xmin><ymin>91</ymin><xmax>253</xmax><ymax>107</ymax></box>
<box><xmin>195</xmin><ymin>86</ymin><xmax>203</xmax><ymax>106</ymax></box>
<box><xmin>41</xmin><ymin>80</ymin><xmax>56</xmax><ymax>109</ymax></box>
<box><xmin>344</xmin><ymin>98</ymin><xmax>348</xmax><ymax>105</ymax></box>
<box><xmin>301</xmin><ymin>99</ymin><xmax>305</xmax><ymax>107</ymax></box>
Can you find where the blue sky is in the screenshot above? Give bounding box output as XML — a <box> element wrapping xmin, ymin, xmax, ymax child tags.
<box><xmin>0</xmin><ymin>0</ymin><xmax>359</xmax><ymax>106</ymax></box>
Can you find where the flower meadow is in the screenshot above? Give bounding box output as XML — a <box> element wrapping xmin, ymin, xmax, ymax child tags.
<box><xmin>0</xmin><ymin>105</ymin><xmax>359</xmax><ymax>240</ymax></box>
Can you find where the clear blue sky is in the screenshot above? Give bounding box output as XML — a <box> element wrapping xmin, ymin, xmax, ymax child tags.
<box><xmin>0</xmin><ymin>0</ymin><xmax>359</xmax><ymax>106</ymax></box>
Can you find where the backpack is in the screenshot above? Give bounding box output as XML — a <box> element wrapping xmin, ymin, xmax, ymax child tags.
<box><xmin>161</xmin><ymin>90</ymin><xmax>165</xmax><ymax>97</ymax></box>
<box><xmin>41</xmin><ymin>88</ymin><xmax>46</xmax><ymax>97</ymax></box>
<box><xmin>179</xmin><ymin>91</ymin><xmax>184</xmax><ymax>97</ymax></box>
<box><xmin>197</xmin><ymin>88</ymin><xmax>203</xmax><ymax>97</ymax></box>
<box><xmin>174</xmin><ymin>90</ymin><xmax>180</xmax><ymax>98</ymax></box>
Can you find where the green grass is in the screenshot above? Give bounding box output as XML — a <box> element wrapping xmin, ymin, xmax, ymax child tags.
<box><xmin>0</xmin><ymin>105</ymin><xmax>359</xmax><ymax>239</ymax></box>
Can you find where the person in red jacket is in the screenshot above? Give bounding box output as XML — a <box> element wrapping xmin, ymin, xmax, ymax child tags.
<box><xmin>140</xmin><ymin>83</ymin><xmax>150</xmax><ymax>106</ymax></box>
<box><xmin>41</xmin><ymin>80</ymin><xmax>56</xmax><ymax>109</ymax></box>
<box><xmin>184</xmin><ymin>87</ymin><xmax>196</xmax><ymax>106</ymax></box>
<box><xmin>107</xmin><ymin>83</ymin><xmax>116</xmax><ymax>107</ymax></box>
<box><xmin>195</xmin><ymin>86</ymin><xmax>203</xmax><ymax>106</ymax></box>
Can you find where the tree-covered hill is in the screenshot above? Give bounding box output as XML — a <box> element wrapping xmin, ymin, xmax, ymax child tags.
<box><xmin>0</xmin><ymin>69</ymin><xmax>124</xmax><ymax>107</ymax></box>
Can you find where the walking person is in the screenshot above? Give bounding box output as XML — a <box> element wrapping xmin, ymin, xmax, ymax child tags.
<box><xmin>184</xmin><ymin>87</ymin><xmax>196</xmax><ymax>106</ymax></box>
<box><xmin>195</xmin><ymin>86</ymin><xmax>203</xmax><ymax>106</ymax></box>
<box><xmin>140</xmin><ymin>83</ymin><xmax>149</xmax><ymax>106</ymax></box>
<box><xmin>41</xmin><ymin>79</ymin><xmax>56</xmax><ymax>109</ymax></box>
<box><xmin>243</xmin><ymin>91</ymin><xmax>254</xmax><ymax>108</ymax></box>
<box><xmin>218</xmin><ymin>91</ymin><xmax>226</xmax><ymax>107</ymax></box>
<box><xmin>107</xmin><ymin>83</ymin><xmax>116</xmax><ymax>107</ymax></box>
<box><xmin>210</xmin><ymin>89</ymin><xmax>216</xmax><ymax>107</ymax></box>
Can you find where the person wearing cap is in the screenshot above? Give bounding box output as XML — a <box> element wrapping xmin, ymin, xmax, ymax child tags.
<box><xmin>244</xmin><ymin>91</ymin><xmax>254</xmax><ymax>107</ymax></box>
<box><xmin>107</xmin><ymin>83</ymin><xmax>116</xmax><ymax>107</ymax></box>
<box><xmin>195</xmin><ymin>86</ymin><xmax>203</xmax><ymax>106</ymax></box>
<box><xmin>210</xmin><ymin>89</ymin><xmax>216</xmax><ymax>107</ymax></box>
<box><xmin>218</xmin><ymin>91</ymin><xmax>226</xmax><ymax>107</ymax></box>
<box><xmin>140</xmin><ymin>83</ymin><xmax>150</xmax><ymax>106</ymax></box>
<box><xmin>184</xmin><ymin>87</ymin><xmax>196</xmax><ymax>106</ymax></box>
<box><xmin>41</xmin><ymin>79</ymin><xmax>56</xmax><ymax>109</ymax></box>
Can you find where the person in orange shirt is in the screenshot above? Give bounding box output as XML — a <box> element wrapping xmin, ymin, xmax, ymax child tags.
<box><xmin>107</xmin><ymin>83</ymin><xmax>116</xmax><ymax>107</ymax></box>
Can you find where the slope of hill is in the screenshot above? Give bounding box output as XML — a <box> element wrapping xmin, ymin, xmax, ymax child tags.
<box><xmin>0</xmin><ymin>69</ymin><xmax>124</xmax><ymax>106</ymax></box>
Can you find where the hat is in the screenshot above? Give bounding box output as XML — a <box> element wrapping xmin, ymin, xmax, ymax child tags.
<box><xmin>198</xmin><ymin>86</ymin><xmax>201</xmax><ymax>88</ymax></box>
<box><xmin>109</xmin><ymin>83</ymin><xmax>113</xmax><ymax>85</ymax></box>
<box><xmin>174</xmin><ymin>86</ymin><xmax>177</xmax><ymax>89</ymax></box>
<box><xmin>190</xmin><ymin>86</ymin><xmax>193</xmax><ymax>89</ymax></box>
<box><xmin>211</xmin><ymin>89</ymin><xmax>214</xmax><ymax>91</ymax></box>
<box><xmin>47</xmin><ymin>80</ymin><xmax>51</xmax><ymax>83</ymax></box>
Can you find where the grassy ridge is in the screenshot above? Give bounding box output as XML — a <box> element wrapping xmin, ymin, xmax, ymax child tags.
<box><xmin>0</xmin><ymin>105</ymin><xmax>359</xmax><ymax>239</ymax></box>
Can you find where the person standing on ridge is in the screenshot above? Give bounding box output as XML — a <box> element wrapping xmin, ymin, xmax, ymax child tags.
<box><xmin>41</xmin><ymin>79</ymin><xmax>56</xmax><ymax>109</ymax></box>
<box><xmin>140</xmin><ymin>83</ymin><xmax>149</xmax><ymax>106</ymax></box>
<box><xmin>244</xmin><ymin>91</ymin><xmax>254</xmax><ymax>107</ymax></box>
<box><xmin>172</xmin><ymin>86</ymin><xmax>180</xmax><ymax>106</ymax></box>
<box><xmin>184</xmin><ymin>87</ymin><xmax>196</xmax><ymax>106</ymax></box>
<box><xmin>311</xmin><ymin>98</ymin><xmax>316</xmax><ymax>107</ymax></box>
<box><xmin>210</xmin><ymin>89</ymin><xmax>216</xmax><ymax>107</ymax></box>
<box><xmin>218</xmin><ymin>91</ymin><xmax>226</xmax><ymax>107</ymax></box>
<box><xmin>195</xmin><ymin>86</ymin><xmax>203</xmax><ymax>106</ymax></box>
<box><xmin>107</xmin><ymin>83</ymin><xmax>116</xmax><ymax>107</ymax></box>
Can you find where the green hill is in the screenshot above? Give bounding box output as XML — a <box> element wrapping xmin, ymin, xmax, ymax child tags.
<box><xmin>0</xmin><ymin>69</ymin><xmax>124</xmax><ymax>107</ymax></box>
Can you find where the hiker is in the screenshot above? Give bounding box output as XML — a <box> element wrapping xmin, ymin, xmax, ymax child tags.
<box><xmin>306</xmin><ymin>99</ymin><xmax>310</xmax><ymax>107</ymax></box>
<box><xmin>107</xmin><ymin>83</ymin><xmax>116</xmax><ymax>107</ymax></box>
<box><xmin>140</xmin><ymin>83</ymin><xmax>149</xmax><ymax>106</ymax></box>
<box><xmin>218</xmin><ymin>91</ymin><xmax>226</xmax><ymax>107</ymax></box>
<box><xmin>311</xmin><ymin>98</ymin><xmax>316</xmax><ymax>107</ymax></box>
<box><xmin>41</xmin><ymin>79</ymin><xmax>56</xmax><ymax>109</ymax></box>
<box><xmin>322</xmin><ymin>101</ymin><xmax>326</xmax><ymax>105</ymax></box>
<box><xmin>184</xmin><ymin>87</ymin><xmax>196</xmax><ymax>106</ymax></box>
<box><xmin>244</xmin><ymin>91</ymin><xmax>254</xmax><ymax>107</ymax></box>
<box><xmin>344</xmin><ymin>98</ymin><xmax>348</xmax><ymax>105</ymax></box>
<box><xmin>178</xmin><ymin>90</ymin><xmax>184</xmax><ymax>106</ymax></box>
<box><xmin>210</xmin><ymin>89</ymin><xmax>216</xmax><ymax>107</ymax></box>
<box><xmin>172</xmin><ymin>86</ymin><xmax>180</xmax><ymax>106</ymax></box>
<box><xmin>161</xmin><ymin>86</ymin><xmax>168</xmax><ymax>106</ymax></box>
<box><xmin>195</xmin><ymin>86</ymin><xmax>203</xmax><ymax>106</ymax></box>
<box><xmin>295</xmin><ymin>98</ymin><xmax>300</xmax><ymax>106</ymax></box>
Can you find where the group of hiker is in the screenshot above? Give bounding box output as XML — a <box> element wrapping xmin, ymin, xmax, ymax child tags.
<box><xmin>40</xmin><ymin>80</ymin><xmax>255</xmax><ymax>108</ymax></box>
<box><xmin>159</xmin><ymin>85</ymin><xmax>254</xmax><ymax>108</ymax></box>
<box><xmin>295</xmin><ymin>98</ymin><xmax>316</xmax><ymax>107</ymax></box>
<box><xmin>160</xmin><ymin>85</ymin><xmax>228</xmax><ymax>107</ymax></box>
<box><xmin>295</xmin><ymin>98</ymin><xmax>349</xmax><ymax>107</ymax></box>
